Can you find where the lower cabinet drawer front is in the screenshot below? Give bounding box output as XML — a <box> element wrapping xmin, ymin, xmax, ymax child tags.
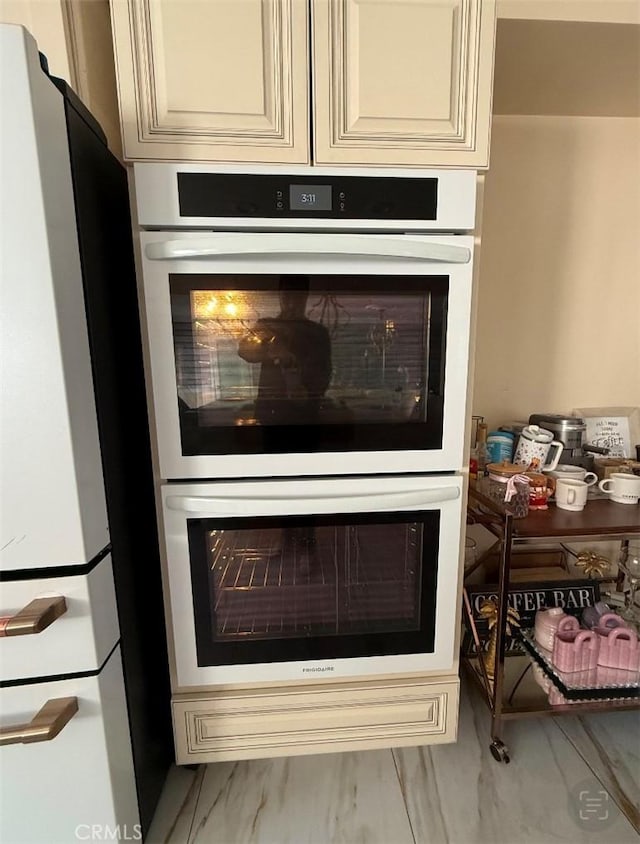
<box><xmin>0</xmin><ymin>647</ymin><xmax>139</xmax><ymax>844</ymax></box>
<box><xmin>173</xmin><ymin>678</ymin><xmax>459</xmax><ymax>764</ymax></box>
<box><xmin>0</xmin><ymin>555</ymin><xmax>119</xmax><ymax>682</ymax></box>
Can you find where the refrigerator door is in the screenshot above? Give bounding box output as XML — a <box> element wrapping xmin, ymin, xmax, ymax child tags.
<box><xmin>0</xmin><ymin>646</ymin><xmax>139</xmax><ymax>844</ymax></box>
<box><xmin>0</xmin><ymin>555</ymin><xmax>119</xmax><ymax>683</ymax></box>
<box><xmin>0</xmin><ymin>25</ymin><xmax>109</xmax><ymax>571</ymax></box>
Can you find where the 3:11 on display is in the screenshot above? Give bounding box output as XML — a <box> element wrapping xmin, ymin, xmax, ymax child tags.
<box><xmin>289</xmin><ymin>184</ymin><xmax>332</xmax><ymax>211</ymax></box>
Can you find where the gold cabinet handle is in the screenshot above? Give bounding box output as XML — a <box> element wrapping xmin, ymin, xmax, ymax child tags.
<box><xmin>0</xmin><ymin>596</ymin><xmax>67</xmax><ymax>637</ymax></box>
<box><xmin>0</xmin><ymin>697</ymin><xmax>78</xmax><ymax>746</ymax></box>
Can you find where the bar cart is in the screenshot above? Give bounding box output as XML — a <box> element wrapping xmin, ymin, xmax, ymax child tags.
<box><xmin>463</xmin><ymin>481</ymin><xmax>640</xmax><ymax>764</ymax></box>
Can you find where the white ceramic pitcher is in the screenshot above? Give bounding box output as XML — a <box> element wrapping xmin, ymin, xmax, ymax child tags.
<box><xmin>513</xmin><ymin>425</ymin><xmax>563</xmax><ymax>472</ymax></box>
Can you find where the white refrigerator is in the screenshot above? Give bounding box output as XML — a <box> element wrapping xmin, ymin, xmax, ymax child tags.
<box><xmin>0</xmin><ymin>25</ymin><xmax>171</xmax><ymax>843</ymax></box>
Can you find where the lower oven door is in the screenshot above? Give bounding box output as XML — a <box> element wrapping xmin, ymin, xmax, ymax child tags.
<box><xmin>161</xmin><ymin>474</ymin><xmax>463</xmax><ymax>688</ymax></box>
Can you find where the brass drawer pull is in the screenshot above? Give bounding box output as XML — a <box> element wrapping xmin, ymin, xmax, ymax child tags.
<box><xmin>0</xmin><ymin>596</ymin><xmax>67</xmax><ymax>637</ymax></box>
<box><xmin>0</xmin><ymin>697</ymin><xmax>78</xmax><ymax>746</ymax></box>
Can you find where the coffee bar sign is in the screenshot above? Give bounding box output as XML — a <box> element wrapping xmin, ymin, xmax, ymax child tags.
<box><xmin>463</xmin><ymin>580</ymin><xmax>601</xmax><ymax>656</ymax></box>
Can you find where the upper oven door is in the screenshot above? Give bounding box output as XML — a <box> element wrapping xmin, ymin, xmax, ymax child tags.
<box><xmin>140</xmin><ymin>231</ymin><xmax>473</xmax><ymax>479</ymax></box>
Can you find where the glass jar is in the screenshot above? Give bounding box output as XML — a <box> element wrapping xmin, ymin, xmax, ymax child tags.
<box><xmin>464</xmin><ymin>537</ymin><xmax>477</xmax><ymax>570</ymax></box>
<box><xmin>504</xmin><ymin>478</ymin><xmax>530</xmax><ymax>518</ymax></box>
<box><xmin>484</xmin><ymin>463</ymin><xmax>531</xmax><ymax>517</ymax></box>
<box><xmin>485</xmin><ymin>462</ymin><xmax>523</xmax><ymax>507</ymax></box>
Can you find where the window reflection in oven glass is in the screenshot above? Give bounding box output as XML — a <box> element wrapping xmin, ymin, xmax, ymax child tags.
<box><xmin>206</xmin><ymin>522</ymin><xmax>422</xmax><ymax>641</ymax></box>
<box><xmin>171</xmin><ymin>277</ymin><xmax>445</xmax><ymax>430</ymax></box>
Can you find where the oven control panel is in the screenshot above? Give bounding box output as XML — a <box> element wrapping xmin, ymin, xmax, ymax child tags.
<box><xmin>177</xmin><ymin>173</ymin><xmax>438</xmax><ymax>221</ymax></box>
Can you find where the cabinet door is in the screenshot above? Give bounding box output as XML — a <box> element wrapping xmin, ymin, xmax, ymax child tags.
<box><xmin>312</xmin><ymin>0</ymin><xmax>496</xmax><ymax>168</ymax></box>
<box><xmin>110</xmin><ymin>0</ymin><xmax>310</xmax><ymax>163</ymax></box>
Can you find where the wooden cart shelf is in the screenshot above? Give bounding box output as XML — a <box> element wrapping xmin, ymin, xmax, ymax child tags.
<box><xmin>463</xmin><ymin>480</ymin><xmax>640</xmax><ymax>764</ymax></box>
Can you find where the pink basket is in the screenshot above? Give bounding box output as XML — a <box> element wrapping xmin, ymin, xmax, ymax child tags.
<box><xmin>596</xmin><ymin>627</ymin><xmax>640</xmax><ymax>671</ymax></box>
<box><xmin>595</xmin><ymin>612</ymin><xmax>628</xmax><ymax>631</ymax></box>
<box><xmin>552</xmin><ymin>616</ymin><xmax>599</xmax><ymax>673</ymax></box>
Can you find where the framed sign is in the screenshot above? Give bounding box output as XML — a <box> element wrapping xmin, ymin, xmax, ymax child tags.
<box><xmin>573</xmin><ymin>407</ymin><xmax>640</xmax><ymax>459</ymax></box>
<box><xmin>462</xmin><ymin>580</ymin><xmax>601</xmax><ymax>657</ymax></box>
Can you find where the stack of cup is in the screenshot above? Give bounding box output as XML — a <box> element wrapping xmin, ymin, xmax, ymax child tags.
<box><xmin>549</xmin><ymin>465</ymin><xmax>598</xmax><ymax>512</ymax></box>
<box><xmin>555</xmin><ymin>478</ymin><xmax>589</xmax><ymax>512</ymax></box>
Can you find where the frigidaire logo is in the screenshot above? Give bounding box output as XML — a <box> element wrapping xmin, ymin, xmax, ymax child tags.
<box><xmin>302</xmin><ymin>666</ymin><xmax>335</xmax><ymax>673</ymax></box>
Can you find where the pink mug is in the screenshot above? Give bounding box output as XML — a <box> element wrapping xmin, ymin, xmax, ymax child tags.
<box><xmin>534</xmin><ymin>607</ymin><xmax>570</xmax><ymax>651</ymax></box>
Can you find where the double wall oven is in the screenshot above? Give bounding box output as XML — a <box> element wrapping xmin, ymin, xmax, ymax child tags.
<box><xmin>135</xmin><ymin>164</ymin><xmax>476</xmax><ymax>687</ymax></box>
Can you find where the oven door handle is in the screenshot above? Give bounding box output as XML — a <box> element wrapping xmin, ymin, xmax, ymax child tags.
<box><xmin>145</xmin><ymin>235</ymin><xmax>471</xmax><ymax>264</ymax></box>
<box><xmin>165</xmin><ymin>487</ymin><xmax>460</xmax><ymax>515</ymax></box>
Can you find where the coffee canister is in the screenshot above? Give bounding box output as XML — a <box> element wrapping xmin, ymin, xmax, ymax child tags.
<box><xmin>486</xmin><ymin>431</ymin><xmax>514</xmax><ymax>463</ymax></box>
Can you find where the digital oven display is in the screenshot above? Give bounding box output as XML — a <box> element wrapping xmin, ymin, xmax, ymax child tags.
<box><xmin>289</xmin><ymin>184</ymin><xmax>332</xmax><ymax>211</ymax></box>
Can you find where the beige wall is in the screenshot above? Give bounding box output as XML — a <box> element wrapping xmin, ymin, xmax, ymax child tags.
<box><xmin>498</xmin><ymin>1</ymin><xmax>640</xmax><ymax>25</ymax></box>
<box><xmin>473</xmin><ymin>18</ymin><xmax>640</xmax><ymax>431</ymax></box>
<box><xmin>0</xmin><ymin>0</ymin><xmax>72</xmax><ymax>81</ymax></box>
<box><xmin>473</xmin><ymin>114</ymin><xmax>640</xmax><ymax>430</ymax></box>
<box><xmin>0</xmin><ymin>1</ymin><xmax>121</xmax><ymax>158</ymax></box>
<box><xmin>493</xmin><ymin>20</ymin><xmax>640</xmax><ymax>118</ymax></box>
<box><xmin>65</xmin><ymin>0</ymin><xmax>122</xmax><ymax>159</ymax></box>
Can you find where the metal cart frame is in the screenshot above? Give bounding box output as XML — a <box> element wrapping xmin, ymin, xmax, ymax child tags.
<box><xmin>463</xmin><ymin>484</ymin><xmax>640</xmax><ymax>763</ymax></box>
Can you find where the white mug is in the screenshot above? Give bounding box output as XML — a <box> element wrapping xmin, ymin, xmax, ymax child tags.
<box><xmin>513</xmin><ymin>425</ymin><xmax>563</xmax><ymax>473</ymax></box>
<box><xmin>555</xmin><ymin>478</ymin><xmax>589</xmax><ymax>511</ymax></box>
<box><xmin>549</xmin><ymin>464</ymin><xmax>598</xmax><ymax>486</ymax></box>
<box><xmin>598</xmin><ymin>473</ymin><xmax>640</xmax><ymax>505</ymax></box>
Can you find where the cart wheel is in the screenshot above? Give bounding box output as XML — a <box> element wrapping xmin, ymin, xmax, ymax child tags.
<box><xmin>489</xmin><ymin>739</ymin><xmax>510</xmax><ymax>764</ymax></box>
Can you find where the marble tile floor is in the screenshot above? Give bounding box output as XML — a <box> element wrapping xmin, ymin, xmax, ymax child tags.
<box><xmin>147</xmin><ymin>682</ymin><xmax>639</xmax><ymax>844</ymax></box>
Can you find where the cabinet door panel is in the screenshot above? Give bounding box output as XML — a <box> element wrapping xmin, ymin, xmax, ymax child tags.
<box><xmin>173</xmin><ymin>679</ymin><xmax>458</xmax><ymax>763</ymax></box>
<box><xmin>312</xmin><ymin>0</ymin><xmax>495</xmax><ymax>167</ymax></box>
<box><xmin>111</xmin><ymin>0</ymin><xmax>309</xmax><ymax>162</ymax></box>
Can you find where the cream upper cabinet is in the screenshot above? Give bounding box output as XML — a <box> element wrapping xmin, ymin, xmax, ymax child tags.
<box><xmin>110</xmin><ymin>0</ymin><xmax>496</xmax><ymax>167</ymax></box>
<box><xmin>312</xmin><ymin>0</ymin><xmax>496</xmax><ymax>168</ymax></box>
<box><xmin>110</xmin><ymin>0</ymin><xmax>310</xmax><ymax>163</ymax></box>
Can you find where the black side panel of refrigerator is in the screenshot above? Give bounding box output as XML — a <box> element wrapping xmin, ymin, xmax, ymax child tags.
<box><xmin>61</xmin><ymin>96</ymin><xmax>172</xmax><ymax>832</ymax></box>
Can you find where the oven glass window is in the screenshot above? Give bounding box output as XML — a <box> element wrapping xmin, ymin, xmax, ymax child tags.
<box><xmin>188</xmin><ymin>511</ymin><xmax>439</xmax><ymax>666</ymax></box>
<box><xmin>170</xmin><ymin>275</ymin><xmax>447</xmax><ymax>454</ymax></box>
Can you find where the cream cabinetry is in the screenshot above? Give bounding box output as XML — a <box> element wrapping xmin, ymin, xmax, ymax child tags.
<box><xmin>312</xmin><ymin>0</ymin><xmax>496</xmax><ymax>167</ymax></box>
<box><xmin>110</xmin><ymin>0</ymin><xmax>496</xmax><ymax>167</ymax></box>
<box><xmin>110</xmin><ymin>0</ymin><xmax>310</xmax><ymax>163</ymax></box>
<box><xmin>173</xmin><ymin>676</ymin><xmax>459</xmax><ymax>764</ymax></box>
